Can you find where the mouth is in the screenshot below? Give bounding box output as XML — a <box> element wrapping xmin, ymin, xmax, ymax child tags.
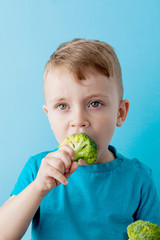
<box><xmin>72</xmin><ymin>132</ymin><xmax>93</xmax><ymax>140</ymax></box>
<box><xmin>70</xmin><ymin>132</ymin><xmax>98</xmax><ymax>148</ymax></box>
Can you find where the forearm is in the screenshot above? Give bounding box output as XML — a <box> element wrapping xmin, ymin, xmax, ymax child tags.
<box><xmin>0</xmin><ymin>180</ymin><xmax>43</xmax><ymax>240</ymax></box>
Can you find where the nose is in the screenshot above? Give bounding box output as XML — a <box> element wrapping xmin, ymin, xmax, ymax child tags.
<box><xmin>70</xmin><ymin>109</ymin><xmax>89</xmax><ymax>130</ymax></box>
<box><xmin>71</xmin><ymin>120</ymin><xmax>89</xmax><ymax>129</ymax></box>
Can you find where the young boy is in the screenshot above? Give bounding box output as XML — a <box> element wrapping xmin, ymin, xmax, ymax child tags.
<box><xmin>0</xmin><ymin>39</ymin><xmax>160</xmax><ymax>239</ymax></box>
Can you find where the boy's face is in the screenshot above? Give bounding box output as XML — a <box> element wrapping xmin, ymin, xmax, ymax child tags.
<box><xmin>43</xmin><ymin>68</ymin><xmax>129</xmax><ymax>163</ymax></box>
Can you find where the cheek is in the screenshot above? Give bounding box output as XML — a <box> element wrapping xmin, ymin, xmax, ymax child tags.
<box><xmin>94</xmin><ymin>113</ymin><xmax>117</xmax><ymax>142</ymax></box>
<box><xmin>47</xmin><ymin>113</ymin><xmax>64</xmax><ymax>143</ymax></box>
<box><xmin>95</xmin><ymin>113</ymin><xmax>117</xmax><ymax>130</ymax></box>
<box><xmin>51</xmin><ymin>126</ymin><xmax>66</xmax><ymax>144</ymax></box>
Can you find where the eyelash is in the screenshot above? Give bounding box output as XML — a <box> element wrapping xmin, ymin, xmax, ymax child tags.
<box><xmin>56</xmin><ymin>100</ymin><xmax>103</xmax><ymax>111</ymax></box>
<box><xmin>89</xmin><ymin>101</ymin><xmax>103</xmax><ymax>108</ymax></box>
<box><xmin>57</xmin><ymin>103</ymin><xmax>69</xmax><ymax>110</ymax></box>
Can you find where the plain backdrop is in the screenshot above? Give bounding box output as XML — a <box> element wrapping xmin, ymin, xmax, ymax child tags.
<box><xmin>0</xmin><ymin>0</ymin><xmax>160</xmax><ymax>239</ymax></box>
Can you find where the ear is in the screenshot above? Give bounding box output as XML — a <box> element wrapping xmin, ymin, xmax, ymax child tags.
<box><xmin>42</xmin><ymin>104</ymin><xmax>48</xmax><ymax>115</ymax></box>
<box><xmin>116</xmin><ymin>100</ymin><xmax>130</xmax><ymax>127</ymax></box>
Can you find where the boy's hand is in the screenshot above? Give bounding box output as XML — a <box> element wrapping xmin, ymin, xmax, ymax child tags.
<box><xmin>35</xmin><ymin>145</ymin><xmax>78</xmax><ymax>197</ymax></box>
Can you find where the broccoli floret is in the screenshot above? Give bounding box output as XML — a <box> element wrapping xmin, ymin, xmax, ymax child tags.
<box><xmin>59</xmin><ymin>133</ymin><xmax>97</xmax><ymax>164</ymax></box>
<box><xmin>127</xmin><ymin>220</ymin><xmax>160</xmax><ymax>240</ymax></box>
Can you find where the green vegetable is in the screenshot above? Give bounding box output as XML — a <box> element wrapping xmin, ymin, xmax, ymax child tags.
<box><xmin>127</xmin><ymin>220</ymin><xmax>160</xmax><ymax>239</ymax></box>
<box><xmin>59</xmin><ymin>133</ymin><xmax>97</xmax><ymax>164</ymax></box>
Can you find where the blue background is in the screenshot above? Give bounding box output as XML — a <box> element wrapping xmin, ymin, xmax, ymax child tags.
<box><xmin>0</xmin><ymin>0</ymin><xmax>160</xmax><ymax>239</ymax></box>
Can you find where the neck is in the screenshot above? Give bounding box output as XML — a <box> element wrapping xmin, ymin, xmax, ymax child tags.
<box><xmin>95</xmin><ymin>148</ymin><xmax>115</xmax><ymax>164</ymax></box>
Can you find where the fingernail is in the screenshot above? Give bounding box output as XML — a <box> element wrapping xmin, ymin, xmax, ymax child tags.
<box><xmin>78</xmin><ymin>159</ymin><xmax>87</xmax><ymax>165</ymax></box>
<box><xmin>65</xmin><ymin>180</ymin><xmax>69</xmax><ymax>185</ymax></box>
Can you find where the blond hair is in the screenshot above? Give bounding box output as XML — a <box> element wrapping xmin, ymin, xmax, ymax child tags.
<box><xmin>43</xmin><ymin>38</ymin><xmax>123</xmax><ymax>100</ymax></box>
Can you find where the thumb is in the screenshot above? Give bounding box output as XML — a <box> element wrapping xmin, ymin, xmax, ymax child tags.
<box><xmin>64</xmin><ymin>162</ymin><xmax>79</xmax><ymax>178</ymax></box>
<box><xmin>78</xmin><ymin>159</ymin><xmax>88</xmax><ymax>165</ymax></box>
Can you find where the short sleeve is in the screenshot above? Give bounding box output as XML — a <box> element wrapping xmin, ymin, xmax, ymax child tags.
<box><xmin>10</xmin><ymin>148</ymin><xmax>58</xmax><ymax>196</ymax></box>
<box><xmin>133</xmin><ymin>170</ymin><xmax>160</xmax><ymax>226</ymax></box>
<box><xmin>10</xmin><ymin>150</ymin><xmax>53</xmax><ymax>196</ymax></box>
<box><xmin>10</xmin><ymin>156</ymin><xmax>36</xmax><ymax>196</ymax></box>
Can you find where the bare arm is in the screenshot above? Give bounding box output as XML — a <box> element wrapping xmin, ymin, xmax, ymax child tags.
<box><xmin>0</xmin><ymin>180</ymin><xmax>44</xmax><ymax>240</ymax></box>
<box><xmin>0</xmin><ymin>145</ymin><xmax>78</xmax><ymax>240</ymax></box>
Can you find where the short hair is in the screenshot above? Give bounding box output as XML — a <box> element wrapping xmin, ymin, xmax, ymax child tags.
<box><xmin>43</xmin><ymin>38</ymin><xmax>123</xmax><ymax>101</ymax></box>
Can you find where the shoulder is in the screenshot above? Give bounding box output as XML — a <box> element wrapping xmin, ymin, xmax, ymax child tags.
<box><xmin>28</xmin><ymin>148</ymin><xmax>58</xmax><ymax>165</ymax></box>
<box><xmin>131</xmin><ymin>158</ymin><xmax>152</xmax><ymax>176</ymax></box>
<box><xmin>112</xmin><ymin>145</ymin><xmax>152</xmax><ymax>180</ymax></box>
<box><xmin>124</xmin><ymin>157</ymin><xmax>152</xmax><ymax>177</ymax></box>
<box><xmin>10</xmin><ymin>148</ymin><xmax>58</xmax><ymax>196</ymax></box>
<box><xmin>114</xmin><ymin>148</ymin><xmax>155</xmax><ymax>195</ymax></box>
<box><xmin>24</xmin><ymin>148</ymin><xmax>58</xmax><ymax>177</ymax></box>
<box><xmin>125</xmin><ymin>158</ymin><xmax>153</xmax><ymax>187</ymax></box>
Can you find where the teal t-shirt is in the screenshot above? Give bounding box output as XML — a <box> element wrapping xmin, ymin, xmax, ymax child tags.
<box><xmin>11</xmin><ymin>146</ymin><xmax>160</xmax><ymax>240</ymax></box>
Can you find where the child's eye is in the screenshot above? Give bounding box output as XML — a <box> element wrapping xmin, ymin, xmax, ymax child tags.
<box><xmin>89</xmin><ymin>101</ymin><xmax>102</xmax><ymax>108</ymax></box>
<box><xmin>57</xmin><ymin>104</ymin><xmax>69</xmax><ymax>110</ymax></box>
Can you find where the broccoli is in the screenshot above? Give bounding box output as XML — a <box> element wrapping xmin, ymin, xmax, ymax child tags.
<box><xmin>59</xmin><ymin>133</ymin><xmax>97</xmax><ymax>164</ymax></box>
<box><xmin>127</xmin><ymin>220</ymin><xmax>160</xmax><ymax>240</ymax></box>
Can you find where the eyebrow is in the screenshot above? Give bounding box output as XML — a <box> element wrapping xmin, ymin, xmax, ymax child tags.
<box><xmin>49</xmin><ymin>94</ymin><xmax>109</xmax><ymax>103</ymax></box>
<box><xmin>49</xmin><ymin>97</ymin><xmax>67</xmax><ymax>103</ymax></box>
<box><xmin>85</xmin><ymin>94</ymin><xmax>109</xmax><ymax>99</ymax></box>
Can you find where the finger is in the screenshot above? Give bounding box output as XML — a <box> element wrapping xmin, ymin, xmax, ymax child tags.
<box><xmin>48</xmin><ymin>158</ymin><xmax>65</xmax><ymax>174</ymax></box>
<box><xmin>54</xmin><ymin>150</ymin><xmax>72</xmax><ymax>170</ymax></box>
<box><xmin>64</xmin><ymin>162</ymin><xmax>79</xmax><ymax>178</ymax></box>
<box><xmin>58</xmin><ymin>144</ymin><xmax>75</xmax><ymax>160</ymax></box>
<box><xmin>78</xmin><ymin>159</ymin><xmax>88</xmax><ymax>165</ymax></box>
<box><xmin>45</xmin><ymin>146</ymin><xmax>74</xmax><ymax>160</ymax></box>
<box><xmin>47</xmin><ymin>150</ymin><xmax>72</xmax><ymax>171</ymax></box>
<box><xmin>48</xmin><ymin>165</ymin><xmax>69</xmax><ymax>185</ymax></box>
